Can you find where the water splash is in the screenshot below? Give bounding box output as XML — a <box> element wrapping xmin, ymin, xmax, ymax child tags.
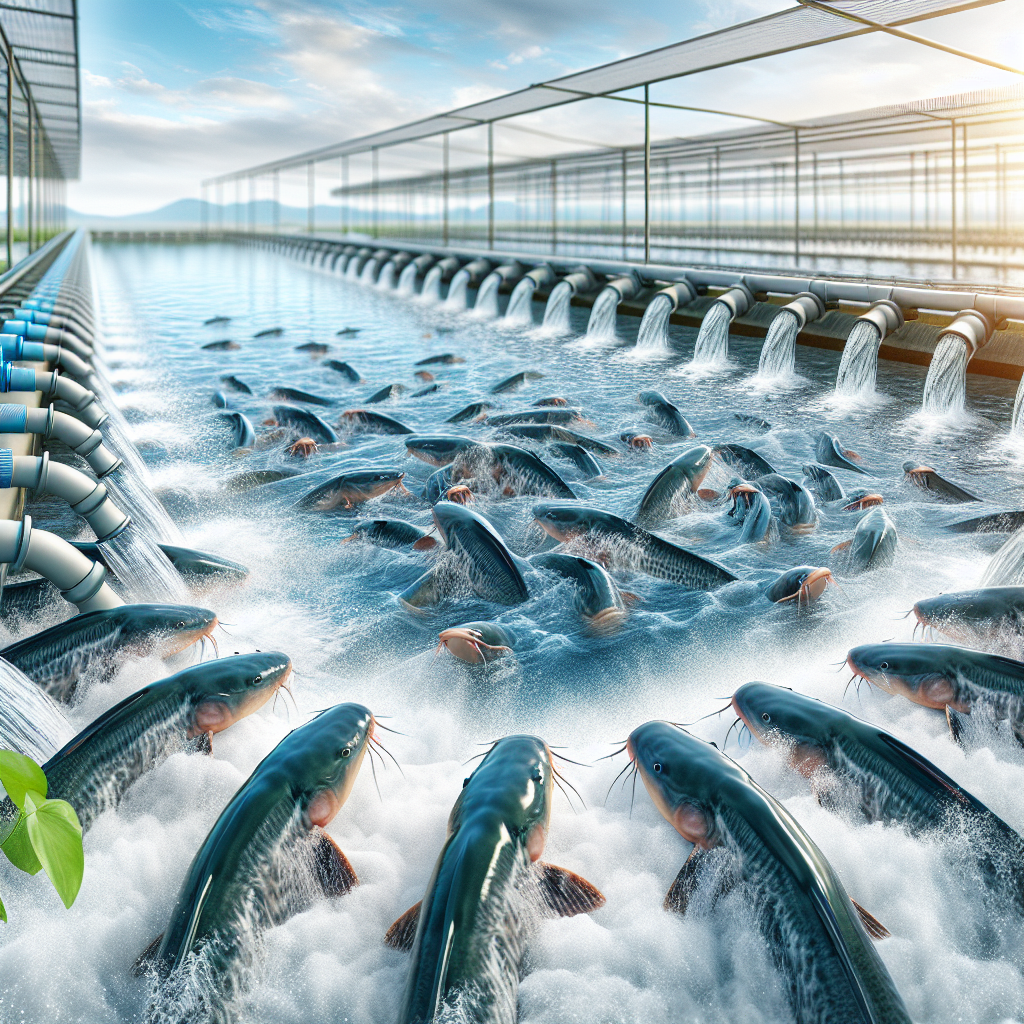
<box><xmin>473</xmin><ymin>272</ymin><xmax>503</xmax><ymax>318</ymax></box>
<box><xmin>922</xmin><ymin>333</ymin><xmax>970</xmax><ymax>415</ymax></box>
<box><xmin>1011</xmin><ymin>377</ymin><xmax>1024</xmax><ymax>436</ymax></box>
<box><xmin>359</xmin><ymin>259</ymin><xmax>379</xmax><ymax>285</ymax></box>
<box><xmin>541</xmin><ymin>281</ymin><xmax>573</xmax><ymax>333</ymax></box>
<box><xmin>376</xmin><ymin>262</ymin><xmax>397</xmax><ymax>290</ymax></box>
<box><xmin>982</xmin><ymin>527</ymin><xmax>1024</xmax><ymax>586</ymax></box>
<box><xmin>632</xmin><ymin>294</ymin><xmax>674</xmax><ymax>357</ymax></box>
<box><xmin>503</xmin><ymin>278</ymin><xmax>536</xmax><ymax>325</ymax></box>
<box><xmin>584</xmin><ymin>286</ymin><xmax>620</xmax><ymax>342</ymax></box>
<box><xmin>419</xmin><ymin>266</ymin><xmax>443</xmax><ymax>303</ymax></box>
<box><xmin>444</xmin><ymin>269</ymin><xmax>471</xmax><ymax>310</ymax></box>
<box><xmin>756</xmin><ymin>310</ymin><xmax>800</xmax><ymax>379</ymax></box>
<box><xmin>0</xmin><ymin>657</ymin><xmax>73</xmax><ymax>762</ymax></box>
<box><xmin>100</xmin><ymin>526</ymin><xmax>188</xmax><ymax>603</ymax></box>
<box><xmin>835</xmin><ymin>320</ymin><xmax>883</xmax><ymax>396</ymax></box>
<box><xmin>397</xmin><ymin>263</ymin><xmax>419</xmax><ymax>295</ymax></box>
<box><xmin>345</xmin><ymin>259</ymin><xmax>361</xmax><ymax>281</ymax></box>
<box><xmin>691</xmin><ymin>301</ymin><xmax>732</xmax><ymax>365</ymax></box>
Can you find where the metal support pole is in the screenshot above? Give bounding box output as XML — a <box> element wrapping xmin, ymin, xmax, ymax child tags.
<box><xmin>812</xmin><ymin>151</ymin><xmax>818</xmax><ymax>241</ymax></box>
<box><xmin>307</xmin><ymin>161</ymin><xmax>315</xmax><ymax>235</ymax></box>
<box><xmin>442</xmin><ymin>133</ymin><xmax>449</xmax><ymax>246</ymax></box>
<box><xmin>951</xmin><ymin>119</ymin><xmax>957</xmax><ymax>279</ymax></box>
<box><xmin>26</xmin><ymin>98</ymin><xmax>33</xmax><ymax>252</ymax></box>
<box><xmin>341</xmin><ymin>157</ymin><xmax>348</xmax><ymax>236</ymax></box>
<box><xmin>962</xmin><ymin>122</ymin><xmax>968</xmax><ymax>236</ymax></box>
<box><xmin>273</xmin><ymin>169</ymin><xmax>280</xmax><ymax>235</ymax></box>
<box><xmin>793</xmin><ymin>129</ymin><xmax>800</xmax><ymax>265</ymax></box>
<box><xmin>551</xmin><ymin>162</ymin><xmax>562</xmax><ymax>250</ymax></box>
<box><xmin>372</xmin><ymin>147</ymin><xmax>379</xmax><ymax>238</ymax></box>
<box><xmin>248</xmin><ymin>175</ymin><xmax>254</xmax><ymax>233</ymax></box>
<box><xmin>5</xmin><ymin>46</ymin><xmax>12</xmax><ymax>270</ymax></box>
<box><xmin>217</xmin><ymin>182</ymin><xmax>223</xmax><ymax>231</ymax></box>
<box><xmin>909</xmin><ymin>151</ymin><xmax>914</xmax><ymax>232</ymax></box>
<box><xmin>643</xmin><ymin>83</ymin><xmax>651</xmax><ymax>263</ymax></box>
<box><xmin>487</xmin><ymin>122</ymin><xmax>494</xmax><ymax>249</ymax></box>
<box><xmin>621</xmin><ymin>148</ymin><xmax>627</xmax><ymax>259</ymax></box>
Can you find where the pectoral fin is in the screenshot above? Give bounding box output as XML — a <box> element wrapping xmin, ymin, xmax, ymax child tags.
<box><xmin>538</xmin><ymin>863</ymin><xmax>606</xmax><ymax>917</ymax></box>
<box><xmin>830</xmin><ymin>539</ymin><xmax>852</xmax><ymax>554</ymax></box>
<box><xmin>665</xmin><ymin>847</ymin><xmax>736</xmax><ymax>916</ymax></box>
<box><xmin>384</xmin><ymin>901</ymin><xmax>422</xmax><ymax>951</ymax></box>
<box><xmin>946</xmin><ymin>705</ymin><xmax>970</xmax><ymax>746</ymax></box>
<box><xmin>412</xmin><ymin>535</ymin><xmax>438</xmax><ymax>551</ymax></box>
<box><xmin>313</xmin><ymin>826</ymin><xmax>359</xmax><ymax>897</ymax></box>
<box><xmin>851</xmin><ymin>899</ymin><xmax>890</xmax><ymax>939</ymax></box>
<box><xmin>620</xmin><ymin>591</ymin><xmax>642</xmax><ymax>607</ymax></box>
<box><xmin>131</xmin><ymin>933</ymin><xmax>165</xmax><ymax>977</ymax></box>
<box><xmin>187</xmin><ymin>731</ymin><xmax>213</xmax><ymax>756</ymax></box>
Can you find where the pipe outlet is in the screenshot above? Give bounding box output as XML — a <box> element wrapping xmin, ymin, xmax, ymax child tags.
<box><xmin>941</xmin><ymin>309</ymin><xmax>994</xmax><ymax>359</ymax></box>
<box><xmin>855</xmin><ymin>300</ymin><xmax>904</xmax><ymax>339</ymax></box>
<box><xmin>458</xmin><ymin>258</ymin><xmax>493</xmax><ymax>287</ymax></box>
<box><xmin>409</xmin><ymin>254</ymin><xmax>435</xmax><ymax>277</ymax></box>
<box><xmin>653</xmin><ymin>280</ymin><xmax>699</xmax><ymax>312</ymax></box>
<box><xmin>0</xmin><ymin>516</ymin><xmax>122</xmax><ymax>612</ymax></box>
<box><xmin>11</xmin><ymin>309</ymin><xmax>94</xmax><ymax>345</ymax></box>
<box><xmin>2</xmin><ymin>320</ymin><xmax>92</xmax><ymax>360</ymax></box>
<box><xmin>716</xmin><ymin>283</ymin><xmax>756</xmax><ymax>320</ymax></box>
<box><xmin>604</xmin><ymin>273</ymin><xmax>643</xmax><ymax>303</ymax></box>
<box><xmin>1</xmin><ymin>364</ymin><xmax>106</xmax><ymax>427</ymax></box>
<box><xmin>389</xmin><ymin>252</ymin><xmax>414</xmax><ymax>273</ymax></box>
<box><xmin>560</xmin><ymin>266</ymin><xmax>599</xmax><ymax>295</ymax></box>
<box><xmin>0</xmin><ymin>335</ymin><xmax>93</xmax><ymax>380</ymax></box>
<box><xmin>433</xmin><ymin>256</ymin><xmax>462</xmax><ymax>282</ymax></box>
<box><xmin>5</xmin><ymin>452</ymin><xmax>130</xmax><ymax>541</ymax></box>
<box><xmin>524</xmin><ymin>264</ymin><xmax>556</xmax><ymax>289</ymax></box>
<box><xmin>779</xmin><ymin>291</ymin><xmax>826</xmax><ymax>331</ymax></box>
<box><xmin>0</xmin><ymin>405</ymin><xmax>122</xmax><ymax>476</ymax></box>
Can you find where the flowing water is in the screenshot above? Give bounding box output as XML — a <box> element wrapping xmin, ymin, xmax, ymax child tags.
<box><xmin>397</xmin><ymin>262</ymin><xmax>419</xmax><ymax>295</ymax></box>
<box><xmin>835</xmin><ymin>320</ymin><xmax>884</xmax><ymax>396</ymax></box>
<box><xmin>345</xmin><ymin>259</ymin><xmax>361</xmax><ymax>281</ymax></box>
<box><xmin>540</xmin><ymin>281</ymin><xmax>573</xmax><ymax>333</ymax></box>
<box><xmin>691</xmin><ymin>300</ymin><xmax>733</xmax><ymax>365</ymax></box>
<box><xmin>1012</xmin><ymin>376</ymin><xmax>1024</xmax><ymax>435</ymax></box>
<box><xmin>5</xmin><ymin>241</ymin><xmax>1024</xmax><ymax>1024</ymax></box>
<box><xmin>922</xmin><ymin>333</ymin><xmax>971</xmax><ymax>415</ymax></box>
<box><xmin>0</xmin><ymin>657</ymin><xmax>73</xmax><ymax>762</ymax></box>
<box><xmin>632</xmin><ymin>293</ymin><xmax>674</xmax><ymax>357</ymax></box>
<box><xmin>583</xmin><ymin>286</ymin><xmax>620</xmax><ymax>342</ymax></box>
<box><xmin>503</xmin><ymin>278</ymin><xmax>536</xmax><ymax>325</ymax></box>
<box><xmin>473</xmin><ymin>271</ymin><xmax>503</xmax><ymax>319</ymax></box>
<box><xmin>98</xmin><ymin>526</ymin><xmax>188</xmax><ymax>604</ymax></box>
<box><xmin>376</xmin><ymin>262</ymin><xmax>397</xmax><ymax>291</ymax></box>
<box><xmin>359</xmin><ymin>259</ymin><xmax>380</xmax><ymax>286</ymax></box>
<box><xmin>756</xmin><ymin>310</ymin><xmax>800</xmax><ymax>380</ymax></box>
<box><xmin>444</xmin><ymin>269</ymin><xmax>471</xmax><ymax>310</ymax></box>
<box><xmin>419</xmin><ymin>265</ymin><xmax>444</xmax><ymax>302</ymax></box>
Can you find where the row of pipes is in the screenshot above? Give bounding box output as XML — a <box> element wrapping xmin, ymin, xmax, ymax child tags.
<box><xmin>0</xmin><ymin>230</ymin><xmax>188</xmax><ymax>615</ymax></box>
<box><xmin>251</xmin><ymin>234</ymin><xmax>1024</xmax><ymax>416</ymax></box>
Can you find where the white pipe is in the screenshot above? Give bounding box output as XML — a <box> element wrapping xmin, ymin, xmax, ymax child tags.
<box><xmin>2</xmin><ymin>364</ymin><xmax>105</xmax><ymax>427</ymax></box>
<box><xmin>940</xmin><ymin>309</ymin><xmax>994</xmax><ymax>359</ymax></box>
<box><xmin>5</xmin><ymin>452</ymin><xmax>129</xmax><ymax>541</ymax></box>
<box><xmin>855</xmin><ymin>299</ymin><xmax>904</xmax><ymax>340</ymax></box>
<box><xmin>652</xmin><ymin>280</ymin><xmax>698</xmax><ymax>312</ymax></box>
<box><xmin>777</xmin><ymin>291</ymin><xmax>826</xmax><ymax>331</ymax></box>
<box><xmin>0</xmin><ymin>516</ymin><xmax>122</xmax><ymax>612</ymax></box>
<box><xmin>715</xmin><ymin>283</ymin><xmax>755</xmax><ymax>320</ymax></box>
<box><xmin>0</xmin><ymin>334</ymin><xmax>93</xmax><ymax>380</ymax></box>
<box><xmin>0</xmin><ymin>405</ymin><xmax>122</xmax><ymax>477</ymax></box>
<box><xmin>2</xmin><ymin>320</ymin><xmax>92</xmax><ymax>360</ymax></box>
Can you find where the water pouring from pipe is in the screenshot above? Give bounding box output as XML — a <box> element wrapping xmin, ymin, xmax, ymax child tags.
<box><xmin>921</xmin><ymin>311</ymin><xmax>993</xmax><ymax>416</ymax></box>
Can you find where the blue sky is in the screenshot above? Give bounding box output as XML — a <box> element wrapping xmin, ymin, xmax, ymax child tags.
<box><xmin>71</xmin><ymin>0</ymin><xmax>1024</xmax><ymax>215</ymax></box>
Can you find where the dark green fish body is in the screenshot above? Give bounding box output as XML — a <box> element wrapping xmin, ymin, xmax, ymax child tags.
<box><xmin>219</xmin><ymin>411</ymin><xmax>255</xmax><ymax>449</ymax></box>
<box><xmin>765</xmin><ymin>565</ymin><xmax>833</xmax><ymax>604</ymax></box>
<box><xmin>533</xmin><ymin>503</ymin><xmax>737</xmax><ymax>589</ymax></box>
<box><xmin>502</xmin><ymin>424</ymin><xmax>617</xmax><ymax>456</ymax></box>
<box><xmin>903</xmin><ymin>461</ymin><xmax>981</xmax><ymax>503</ymax></box>
<box><xmin>273</xmin><ymin>404</ymin><xmax>339</xmax><ymax>444</ymax></box>
<box><xmin>433</xmin><ymin>502</ymin><xmax>529</xmax><ymax>605</ymax></box>
<box><xmin>734</xmin><ymin>413</ymin><xmax>771</xmax><ymax>431</ymax></box>
<box><xmin>416</xmin><ymin>354</ymin><xmax>463</xmax><ymax>366</ymax></box>
<box><xmin>638</xmin><ymin>390</ymin><xmax>694</xmax><ymax>437</ymax></box>
<box><xmin>225</xmin><ymin>468</ymin><xmax>300</xmax><ymax>492</ymax></box>
<box><xmin>31</xmin><ymin>653</ymin><xmax>289</xmax><ymax>831</ymax></box>
<box><xmin>488</xmin><ymin>444</ymin><xmax>575</xmax><ymax>500</ymax></box>
<box><xmin>422</xmin><ymin>467</ymin><xmax>456</xmax><ymax>504</ymax></box>
<box><xmin>716</xmin><ymin>444</ymin><xmax>776</xmax><ymax>480</ymax></box>
<box><xmin>1</xmin><ymin>604</ymin><xmax>217</xmax><ymax>702</ymax></box>
<box><xmin>628</xmin><ymin>721</ymin><xmax>911</xmax><ymax>1024</ymax></box>
<box><xmin>294</xmin><ymin>468</ymin><xmax>406</xmax><ymax>511</ymax></box>
<box><xmin>447</xmin><ymin>402</ymin><xmax>493</xmax><ymax>424</ymax></box>
<box><xmin>268</xmin><ymin>386</ymin><xmax>335</xmax><ymax>407</ymax></box>
<box><xmin>345</xmin><ymin>519</ymin><xmax>436</xmax><ymax>550</ymax></box>
<box><xmin>340</xmin><ymin>409</ymin><xmax>413</xmax><ymax>435</ymax></box>
<box><xmin>635</xmin><ymin>446</ymin><xmax>713</xmax><ymax>526</ymax></box>
<box><xmin>803</xmin><ymin>463</ymin><xmax>845</xmax><ymax>502</ymax></box>
<box><xmin>914</xmin><ymin>587</ymin><xmax>1024</xmax><ymax>644</ymax></box>
<box><xmin>733</xmin><ymin>681</ymin><xmax>1024</xmax><ymax>909</ymax></box>
<box><xmin>202</xmin><ymin>340</ymin><xmax>239</xmax><ymax>352</ymax></box>
<box><xmin>844</xmin><ymin>508</ymin><xmax>897</xmax><ymax>571</ymax></box>
<box><xmin>254</xmin><ymin>327</ymin><xmax>284</xmax><ymax>338</ymax></box>
<box><xmin>437</xmin><ymin>621</ymin><xmax>514</xmax><ymax>663</ymax></box>
<box><xmin>368</xmin><ymin>384</ymin><xmax>406</xmax><ymax>404</ymax></box>
<box><xmin>944</xmin><ymin>511</ymin><xmax>1024</xmax><ymax>534</ymax></box>
<box><xmin>531</xmin><ymin>552</ymin><xmax>627</xmax><ymax>629</ymax></box>
<box><xmin>295</xmin><ymin>342</ymin><xmax>330</xmax><ymax>355</ymax></box>
<box><xmin>70</xmin><ymin>542</ymin><xmax>248</xmax><ymax>587</ymax></box>
<box><xmin>730</xmin><ymin>484</ymin><xmax>775</xmax><ymax>543</ymax></box>
<box><xmin>758</xmin><ymin>474</ymin><xmax>817</xmax><ymax>530</ymax></box>
<box><xmin>490</xmin><ymin>371</ymin><xmax>543</xmax><ymax>394</ymax></box>
<box><xmin>204</xmin><ymin>316</ymin><xmax>231</xmax><ymax>326</ymax></box>
<box><xmin>412</xmin><ymin>384</ymin><xmax>442</xmax><ymax>398</ymax></box>
<box><xmin>0</xmin><ymin>576</ymin><xmax>59</xmax><ymax>616</ymax></box>
<box><xmin>392</xmin><ymin>736</ymin><xmax>603</xmax><ymax>1024</ymax></box>
<box><xmin>212</xmin><ymin>391</ymin><xmax>230</xmax><ymax>409</ymax></box>
<box><xmin>549</xmin><ymin>443</ymin><xmax>602</xmax><ymax>479</ymax></box>
<box><xmin>219</xmin><ymin>375</ymin><xmax>252</xmax><ymax>394</ymax></box>
<box><xmin>150</xmin><ymin>703</ymin><xmax>373</xmax><ymax>988</ymax></box>
<box><xmin>816</xmin><ymin>432</ymin><xmax>869</xmax><ymax>475</ymax></box>
<box><xmin>326</xmin><ymin>360</ymin><xmax>362</xmax><ymax>382</ymax></box>
<box><xmin>406</xmin><ymin>435</ymin><xmax>480</xmax><ymax>467</ymax></box>
<box><xmin>486</xmin><ymin>409</ymin><xmax>583</xmax><ymax>427</ymax></box>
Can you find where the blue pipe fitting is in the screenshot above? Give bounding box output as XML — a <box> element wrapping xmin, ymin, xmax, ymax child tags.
<box><xmin>0</xmin><ymin>448</ymin><xmax>12</xmax><ymax>488</ymax></box>
<box><xmin>1</xmin><ymin>363</ymin><xmax>38</xmax><ymax>393</ymax></box>
<box><xmin>0</xmin><ymin>405</ymin><xmax>27</xmax><ymax>432</ymax></box>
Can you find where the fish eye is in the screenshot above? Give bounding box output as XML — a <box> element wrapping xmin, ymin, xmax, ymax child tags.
<box><xmin>339</xmin><ymin>748</ymin><xmax>351</xmax><ymax>758</ymax></box>
<box><xmin>880</xmin><ymin>661</ymin><xmax>889</xmax><ymax>670</ymax></box>
<box><xmin>652</xmin><ymin>762</ymin><xmax>662</xmax><ymax>773</ymax></box>
<box><xmin>761</xmin><ymin>713</ymin><xmax>771</xmax><ymax>723</ymax></box>
<box><xmin>531</xmin><ymin>770</ymin><xmax>543</xmax><ymax>784</ymax></box>
<box><xmin>175</xmin><ymin>620</ymin><xmax>186</xmax><ymax>628</ymax></box>
<box><xmin>250</xmin><ymin>674</ymin><xmax>262</xmax><ymax>686</ymax></box>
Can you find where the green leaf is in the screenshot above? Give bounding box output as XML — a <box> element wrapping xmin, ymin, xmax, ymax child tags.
<box><xmin>0</xmin><ymin>891</ymin><xmax>6</xmax><ymax>923</ymax></box>
<box><xmin>0</xmin><ymin>811</ymin><xmax>42</xmax><ymax>875</ymax></box>
<box><xmin>24</xmin><ymin>793</ymin><xmax>83</xmax><ymax>909</ymax></box>
<box><xmin>0</xmin><ymin>750</ymin><xmax>47</xmax><ymax>809</ymax></box>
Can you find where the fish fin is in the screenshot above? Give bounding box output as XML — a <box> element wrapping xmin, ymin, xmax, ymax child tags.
<box><xmin>411</xmin><ymin>536</ymin><xmax>438</xmax><ymax>551</ymax></box>
<box><xmin>696</xmin><ymin>488</ymin><xmax>720</xmax><ymax>501</ymax></box>
<box><xmin>187</xmin><ymin>731</ymin><xmax>213</xmax><ymax>756</ymax></box>
<box><xmin>538</xmin><ymin>863</ymin><xmax>606</xmax><ymax>917</ymax></box>
<box><xmin>851</xmin><ymin>899</ymin><xmax>890</xmax><ymax>939</ymax></box>
<box><xmin>620</xmin><ymin>591</ymin><xmax>642</xmax><ymax>607</ymax></box>
<box><xmin>131</xmin><ymin>934</ymin><xmax>164</xmax><ymax>977</ymax></box>
<box><xmin>312</xmin><ymin>827</ymin><xmax>359</xmax><ymax>896</ymax></box>
<box><xmin>830</xmin><ymin>539</ymin><xmax>852</xmax><ymax>553</ymax></box>
<box><xmin>384</xmin><ymin>901</ymin><xmax>422</xmax><ymax>951</ymax></box>
<box><xmin>946</xmin><ymin>705</ymin><xmax>970</xmax><ymax>746</ymax></box>
<box><xmin>664</xmin><ymin>847</ymin><xmax>705</xmax><ymax>915</ymax></box>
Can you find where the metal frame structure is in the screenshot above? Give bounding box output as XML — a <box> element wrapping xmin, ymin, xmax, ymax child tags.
<box><xmin>202</xmin><ymin>0</ymin><xmax>1022</xmax><ymax>283</ymax></box>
